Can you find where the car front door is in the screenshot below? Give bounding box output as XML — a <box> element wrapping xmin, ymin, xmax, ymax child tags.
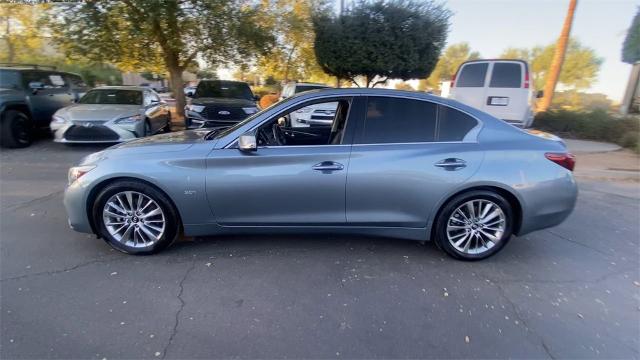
<box><xmin>205</xmin><ymin>97</ymin><xmax>362</xmax><ymax>226</ymax></box>
<box><xmin>23</xmin><ymin>71</ymin><xmax>74</xmax><ymax>126</ymax></box>
<box><xmin>346</xmin><ymin>96</ymin><xmax>484</xmax><ymax>228</ymax></box>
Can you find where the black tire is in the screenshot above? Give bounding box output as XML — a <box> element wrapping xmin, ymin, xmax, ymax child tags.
<box><xmin>434</xmin><ymin>190</ymin><xmax>514</xmax><ymax>261</ymax></box>
<box><xmin>0</xmin><ymin>110</ymin><xmax>32</xmax><ymax>148</ymax></box>
<box><xmin>93</xmin><ymin>180</ymin><xmax>180</xmax><ymax>255</ymax></box>
<box><xmin>163</xmin><ymin>113</ymin><xmax>172</xmax><ymax>133</ymax></box>
<box><xmin>143</xmin><ymin>121</ymin><xmax>151</xmax><ymax>137</ymax></box>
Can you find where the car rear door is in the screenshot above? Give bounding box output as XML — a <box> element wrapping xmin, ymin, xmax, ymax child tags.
<box><xmin>483</xmin><ymin>61</ymin><xmax>529</xmax><ymax>122</ymax></box>
<box><xmin>450</xmin><ymin>62</ymin><xmax>489</xmax><ymax>110</ymax></box>
<box><xmin>345</xmin><ymin>96</ymin><xmax>484</xmax><ymax>227</ymax></box>
<box><xmin>22</xmin><ymin>71</ymin><xmax>73</xmax><ymax>125</ymax></box>
<box><xmin>205</xmin><ymin>96</ymin><xmax>362</xmax><ymax>226</ymax></box>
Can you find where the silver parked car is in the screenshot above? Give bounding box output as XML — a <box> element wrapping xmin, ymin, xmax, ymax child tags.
<box><xmin>64</xmin><ymin>88</ymin><xmax>577</xmax><ymax>260</ymax></box>
<box><xmin>51</xmin><ymin>86</ymin><xmax>171</xmax><ymax>143</ymax></box>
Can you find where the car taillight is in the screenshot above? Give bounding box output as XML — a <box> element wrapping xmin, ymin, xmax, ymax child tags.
<box><xmin>451</xmin><ymin>71</ymin><xmax>457</xmax><ymax>87</ymax></box>
<box><xmin>524</xmin><ymin>71</ymin><xmax>530</xmax><ymax>89</ymax></box>
<box><xmin>545</xmin><ymin>152</ymin><xmax>576</xmax><ymax>171</ymax></box>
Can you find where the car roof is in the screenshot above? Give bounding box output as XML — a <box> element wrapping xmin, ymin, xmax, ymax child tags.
<box><xmin>0</xmin><ymin>67</ymin><xmax>83</xmax><ymax>77</ymax></box>
<box><xmin>292</xmin><ymin>82</ymin><xmax>330</xmax><ymax>87</ymax></box>
<box><xmin>199</xmin><ymin>80</ymin><xmax>249</xmax><ymax>85</ymax></box>
<box><xmin>91</xmin><ymin>86</ymin><xmax>147</xmax><ymax>91</ymax></box>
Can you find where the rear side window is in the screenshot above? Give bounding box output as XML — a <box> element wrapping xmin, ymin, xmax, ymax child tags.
<box><xmin>0</xmin><ymin>70</ymin><xmax>21</xmax><ymax>89</ymax></box>
<box><xmin>456</xmin><ymin>63</ymin><xmax>488</xmax><ymax>87</ymax></box>
<box><xmin>490</xmin><ymin>63</ymin><xmax>522</xmax><ymax>88</ymax></box>
<box><xmin>361</xmin><ymin>97</ymin><xmax>437</xmax><ymax>144</ymax></box>
<box><xmin>438</xmin><ymin>106</ymin><xmax>478</xmax><ymax>141</ymax></box>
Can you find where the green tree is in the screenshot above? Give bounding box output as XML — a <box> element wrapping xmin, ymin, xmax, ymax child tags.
<box><xmin>421</xmin><ymin>42</ymin><xmax>480</xmax><ymax>91</ymax></box>
<box><xmin>622</xmin><ymin>8</ymin><xmax>640</xmax><ymax>64</ymax></box>
<box><xmin>47</xmin><ymin>1</ymin><xmax>273</xmax><ymax>121</ymax></box>
<box><xmin>0</xmin><ymin>4</ymin><xmax>46</xmax><ymax>63</ymax></box>
<box><xmin>313</xmin><ymin>0</ymin><xmax>451</xmax><ymax>87</ymax></box>
<box><xmin>256</xmin><ymin>0</ymin><xmax>332</xmax><ymax>84</ymax></box>
<box><xmin>500</xmin><ymin>38</ymin><xmax>602</xmax><ymax>91</ymax></box>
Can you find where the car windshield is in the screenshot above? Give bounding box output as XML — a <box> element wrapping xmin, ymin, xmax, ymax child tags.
<box><xmin>195</xmin><ymin>81</ymin><xmax>254</xmax><ymax>100</ymax></box>
<box><xmin>79</xmin><ymin>89</ymin><xmax>143</xmax><ymax>105</ymax></box>
<box><xmin>295</xmin><ymin>85</ymin><xmax>328</xmax><ymax>93</ymax></box>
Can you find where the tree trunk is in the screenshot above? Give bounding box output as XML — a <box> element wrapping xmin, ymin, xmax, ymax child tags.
<box><xmin>538</xmin><ymin>0</ymin><xmax>578</xmax><ymax>112</ymax></box>
<box><xmin>168</xmin><ymin>66</ymin><xmax>186</xmax><ymax>126</ymax></box>
<box><xmin>4</xmin><ymin>16</ymin><xmax>14</xmax><ymax>63</ymax></box>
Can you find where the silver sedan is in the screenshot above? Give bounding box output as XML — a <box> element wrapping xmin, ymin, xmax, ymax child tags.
<box><xmin>63</xmin><ymin>88</ymin><xmax>577</xmax><ymax>260</ymax></box>
<box><xmin>51</xmin><ymin>86</ymin><xmax>171</xmax><ymax>143</ymax></box>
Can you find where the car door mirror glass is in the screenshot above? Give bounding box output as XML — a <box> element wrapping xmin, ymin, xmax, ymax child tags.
<box><xmin>238</xmin><ymin>132</ymin><xmax>257</xmax><ymax>152</ymax></box>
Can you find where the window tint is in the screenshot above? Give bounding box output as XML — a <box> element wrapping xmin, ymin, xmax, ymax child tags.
<box><xmin>0</xmin><ymin>70</ymin><xmax>21</xmax><ymax>89</ymax></box>
<box><xmin>195</xmin><ymin>81</ymin><xmax>254</xmax><ymax>100</ymax></box>
<box><xmin>22</xmin><ymin>71</ymin><xmax>67</xmax><ymax>88</ymax></box>
<box><xmin>437</xmin><ymin>106</ymin><xmax>478</xmax><ymax>141</ymax></box>
<box><xmin>66</xmin><ymin>74</ymin><xmax>87</xmax><ymax>89</ymax></box>
<box><xmin>456</xmin><ymin>63</ymin><xmax>488</xmax><ymax>87</ymax></box>
<box><xmin>361</xmin><ymin>97</ymin><xmax>436</xmax><ymax>144</ymax></box>
<box><xmin>490</xmin><ymin>63</ymin><xmax>522</xmax><ymax>88</ymax></box>
<box><xmin>79</xmin><ymin>89</ymin><xmax>143</xmax><ymax>105</ymax></box>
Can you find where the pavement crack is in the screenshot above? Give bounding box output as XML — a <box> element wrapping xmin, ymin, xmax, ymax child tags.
<box><xmin>1</xmin><ymin>189</ymin><xmax>64</xmax><ymax>213</ymax></box>
<box><xmin>0</xmin><ymin>256</ymin><xmax>124</xmax><ymax>282</ymax></box>
<box><xmin>494</xmin><ymin>282</ymin><xmax>556</xmax><ymax>359</ymax></box>
<box><xmin>546</xmin><ymin>230</ymin><xmax>612</xmax><ymax>257</ymax></box>
<box><xmin>162</xmin><ymin>258</ymin><xmax>197</xmax><ymax>359</ymax></box>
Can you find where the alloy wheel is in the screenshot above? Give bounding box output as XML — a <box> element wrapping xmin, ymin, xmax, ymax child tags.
<box><xmin>102</xmin><ymin>191</ymin><xmax>165</xmax><ymax>248</ymax></box>
<box><xmin>446</xmin><ymin>199</ymin><xmax>506</xmax><ymax>255</ymax></box>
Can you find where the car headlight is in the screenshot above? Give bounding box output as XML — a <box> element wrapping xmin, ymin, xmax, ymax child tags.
<box><xmin>52</xmin><ymin>115</ymin><xmax>68</xmax><ymax>124</ymax></box>
<box><xmin>242</xmin><ymin>107</ymin><xmax>259</xmax><ymax>115</ymax></box>
<box><xmin>187</xmin><ymin>104</ymin><xmax>205</xmax><ymax>113</ymax></box>
<box><xmin>68</xmin><ymin>165</ymin><xmax>96</xmax><ymax>185</ymax></box>
<box><xmin>114</xmin><ymin>114</ymin><xmax>143</xmax><ymax>124</ymax></box>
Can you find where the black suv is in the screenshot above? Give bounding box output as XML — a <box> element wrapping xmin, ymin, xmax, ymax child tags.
<box><xmin>185</xmin><ymin>80</ymin><xmax>260</xmax><ymax>129</ymax></box>
<box><xmin>0</xmin><ymin>64</ymin><xmax>88</xmax><ymax>148</ymax></box>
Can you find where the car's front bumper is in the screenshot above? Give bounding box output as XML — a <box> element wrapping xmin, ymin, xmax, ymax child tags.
<box><xmin>63</xmin><ymin>179</ymin><xmax>94</xmax><ymax>234</ymax></box>
<box><xmin>51</xmin><ymin>121</ymin><xmax>144</xmax><ymax>143</ymax></box>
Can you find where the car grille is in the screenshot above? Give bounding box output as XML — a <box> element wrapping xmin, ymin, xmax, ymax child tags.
<box><xmin>202</xmin><ymin>106</ymin><xmax>247</xmax><ymax>121</ymax></box>
<box><xmin>64</xmin><ymin>125</ymin><xmax>120</xmax><ymax>141</ymax></box>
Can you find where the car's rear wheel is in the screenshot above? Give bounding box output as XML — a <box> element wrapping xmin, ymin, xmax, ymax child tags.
<box><xmin>1</xmin><ymin>110</ymin><xmax>32</xmax><ymax>148</ymax></box>
<box><xmin>434</xmin><ymin>190</ymin><xmax>513</xmax><ymax>261</ymax></box>
<box><xmin>93</xmin><ymin>181</ymin><xmax>180</xmax><ymax>254</ymax></box>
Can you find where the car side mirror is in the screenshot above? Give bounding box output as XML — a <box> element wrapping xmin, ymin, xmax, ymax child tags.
<box><xmin>238</xmin><ymin>132</ymin><xmax>257</xmax><ymax>152</ymax></box>
<box><xmin>253</xmin><ymin>94</ymin><xmax>260</xmax><ymax>101</ymax></box>
<box><xmin>536</xmin><ymin>90</ymin><xmax>544</xmax><ymax>98</ymax></box>
<box><xmin>28</xmin><ymin>81</ymin><xmax>45</xmax><ymax>94</ymax></box>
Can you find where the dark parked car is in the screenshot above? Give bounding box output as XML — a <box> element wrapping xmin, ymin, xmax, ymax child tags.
<box><xmin>0</xmin><ymin>64</ymin><xmax>88</xmax><ymax>148</ymax></box>
<box><xmin>185</xmin><ymin>80</ymin><xmax>259</xmax><ymax>129</ymax></box>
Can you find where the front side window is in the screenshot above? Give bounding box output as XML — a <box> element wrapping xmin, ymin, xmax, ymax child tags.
<box><xmin>79</xmin><ymin>89</ymin><xmax>143</xmax><ymax>105</ymax></box>
<box><xmin>253</xmin><ymin>99</ymin><xmax>351</xmax><ymax>147</ymax></box>
<box><xmin>438</xmin><ymin>106</ymin><xmax>478</xmax><ymax>141</ymax></box>
<box><xmin>195</xmin><ymin>81</ymin><xmax>254</xmax><ymax>100</ymax></box>
<box><xmin>489</xmin><ymin>63</ymin><xmax>522</xmax><ymax>88</ymax></box>
<box><xmin>456</xmin><ymin>63</ymin><xmax>488</xmax><ymax>88</ymax></box>
<box><xmin>360</xmin><ymin>97</ymin><xmax>436</xmax><ymax>144</ymax></box>
<box><xmin>22</xmin><ymin>71</ymin><xmax>67</xmax><ymax>88</ymax></box>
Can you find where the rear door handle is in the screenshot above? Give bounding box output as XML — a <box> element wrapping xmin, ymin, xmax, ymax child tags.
<box><xmin>313</xmin><ymin>161</ymin><xmax>344</xmax><ymax>171</ymax></box>
<box><xmin>434</xmin><ymin>158</ymin><xmax>466</xmax><ymax>170</ymax></box>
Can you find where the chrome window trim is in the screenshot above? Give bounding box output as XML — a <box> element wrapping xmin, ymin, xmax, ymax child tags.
<box><xmin>222</xmin><ymin>93</ymin><xmax>484</xmax><ymax>149</ymax></box>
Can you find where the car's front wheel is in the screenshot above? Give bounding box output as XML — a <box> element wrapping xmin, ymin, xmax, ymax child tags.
<box><xmin>93</xmin><ymin>181</ymin><xmax>180</xmax><ymax>254</ymax></box>
<box><xmin>434</xmin><ymin>190</ymin><xmax>513</xmax><ymax>261</ymax></box>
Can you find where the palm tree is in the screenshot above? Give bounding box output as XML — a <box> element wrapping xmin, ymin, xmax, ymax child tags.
<box><xmin>538</xmin><ymin>0</ymin><xmax>578</xmax><ymax>112</ymax></box>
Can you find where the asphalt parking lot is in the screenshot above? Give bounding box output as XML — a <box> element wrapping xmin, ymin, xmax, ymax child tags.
<box><xmin>1</xmin><ymin>136</ymin><xmax>639</xmax><ymax>359</ymax></box>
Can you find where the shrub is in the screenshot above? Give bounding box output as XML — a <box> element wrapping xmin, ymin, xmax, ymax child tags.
<box><xmin>534</xmin><ymin>109</ymin><xmax>640</xmax><ymax>152</ymax></box>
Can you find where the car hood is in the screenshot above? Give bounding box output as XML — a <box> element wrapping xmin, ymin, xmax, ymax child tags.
<box><xmin>191</xmin><ymin>97</ymin><xmax>255</xmax><ymax>107</ymax></box>
<box><xmin>57</xmin><ymin>104</ymin><xmax>141</xmax><ymax>121</ymax></box>
<box><xmin>80</xmin><ymin>130</ymin><xmax>213</xmax><ymax>165</ymax></box>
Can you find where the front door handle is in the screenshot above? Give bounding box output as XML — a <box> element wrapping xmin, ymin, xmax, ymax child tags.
<box><xmin>434</xmin><ymin>158</ymin><xmax>466</xmax><ymax>170</ymax></box>
<box><xmin>312</xmin><ymin>161</ymin><xmax>344</xmax><ymax>171</ymax></box>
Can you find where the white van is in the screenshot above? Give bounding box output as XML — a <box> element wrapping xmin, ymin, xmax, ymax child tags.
<box><xmin>449</xmin><ymin>59</ymin><xmax>540</xmax><ymax>128</ymax></box>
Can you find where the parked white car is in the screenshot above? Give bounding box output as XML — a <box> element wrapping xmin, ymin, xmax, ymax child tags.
<box><xmin>280</xmin><ymin>82</ymin><xmax>337</xmax><ymax>127</ymax></box>
<box><xmin>449</xmin><ymin>59</ymin><xmax>541</xmax><ymax>128</ymax></box>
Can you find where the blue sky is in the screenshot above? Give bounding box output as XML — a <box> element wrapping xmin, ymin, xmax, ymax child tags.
<box><xmin>445</xmin><ymin>0</ymin><xmax>637</xmax><ymax>102</ymax></box>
